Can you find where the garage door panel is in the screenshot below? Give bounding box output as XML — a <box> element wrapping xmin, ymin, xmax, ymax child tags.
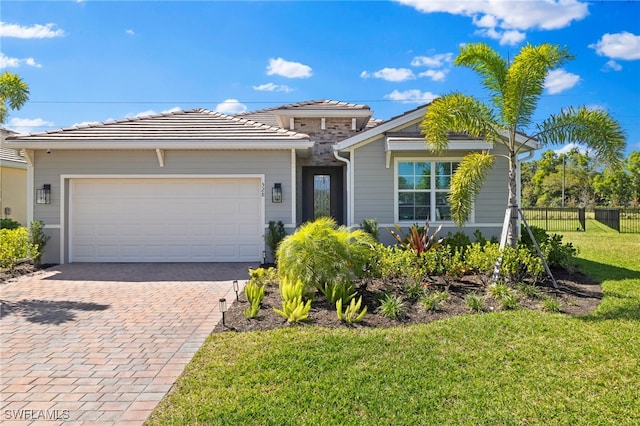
<box><xmin>70</xmin><ymin>178</ymin><xmax>263</xmax><ymax>262</ymax></box>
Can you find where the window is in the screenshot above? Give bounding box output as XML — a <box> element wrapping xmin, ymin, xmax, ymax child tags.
<box><xmin>397</xmin><ymin>160</ymin><xmax>460</xmax><ymax>222</ymax></box>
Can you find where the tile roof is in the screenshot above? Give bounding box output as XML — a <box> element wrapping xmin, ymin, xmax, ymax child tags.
<box><xmin>1</xmin><ymin>129</ymin><xmax>25</xmax><ymax>164</ymax></box>
<box><xmin>237</xmin><ymin>99</ymin><xmax>379</xmax><ymax>128</ymax></box>
<box><xmin>7</xmin><ymin>109</ymin><xmax>310</xmax><ymax>142</ymax></box>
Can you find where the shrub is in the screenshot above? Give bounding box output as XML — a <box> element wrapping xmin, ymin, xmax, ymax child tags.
<box><xmin>0</xmin><ymin>227</ymin><xmax>35</xmax><ymax>269</ymax></box>
<box><xmin>264</xmin><ymin>221</ymin><xmax>286</xmax><ymax>264</ymax></box>
<box><xmin>488</xmin><ymin>283</ymin><xmax>520</xmax><ymax>310</ymax></box>
<box><xmin>419</xmin><ymin>290</ymin><xmax>449</xmax><ymax>312</ymax></box>
<box><xmin>442</xmin><ymin>247</ymin><xmax>469</xmax><ymax>283</ymax></box>
<box><xmin>249</xmin><ymin>267</ymin><xmax>276</xmax><ymax>287</ymax></box>
<box><xmin>277</xmin><ymin>217</ymin><xmax>375</xmax><ymax>296</ymax></box>
<box><xmin>376</xmin><ymin>293</ymin><xmax>406</xmax><ymax>320</ymax></box>
<box><xmin>520</xmin><ymin>225</ymin><xmax>578</xmax><ymax>270</ymax></box>
<box><xmin>0</xmin><ymin>218</ymin><xmax>22</xmax><ymax>230</ymax></box>
<box><xmin>443</xmin><ymin>230</ymin><xmax>471</xmax><ymax>252</ymax></box>
<box><xmin>465</xmin><ymin>293</ymin><xmax>485</xmax><ymax>313</ymax></box>
<box><xmin>387</xmin><ymin>220</ymin><xmax>443</xmax><ymax>255</ymax></box>
<box><xmin>499</xmin><ymin>293</ymin><xmax>520</xmax><ymax>310</ymax></box>
<box><xmin>28</xmin><ymin>221</ymin><xmax>49</xmax><ymax>266</ymax></box>
<box><xmin>500</xmin><ymin>245</ymin><xmax>544</xmax><ymax>284</ymax></box>
<box><xmin>404</xmin><ymin>280</ymin><xmax>426</xmax><ymax>300</ymax></box>
<box><xmin>516</xmin><ymin>283</ymin><xmax>544</xmax><ymax>299</ymax></box>
<box><xmin>465</xmin><ymin>242</ymin><xmax>501</xmax><ymax>285</ymax></box>
<box><xmin>336</xmin><ymin>296</ymin><xmax>367</xmax><ymax>324</ymax></box>
<box><xmin>361</xmin><ymin>219</ymin><xmax>379</xmax><ymax>241</ymax></box>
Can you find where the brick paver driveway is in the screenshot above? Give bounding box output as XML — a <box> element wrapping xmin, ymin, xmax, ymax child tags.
<box><xmin>1</xmin><ymin>263</ymin><xmax>253</xmax><ymax>425</ymax></box>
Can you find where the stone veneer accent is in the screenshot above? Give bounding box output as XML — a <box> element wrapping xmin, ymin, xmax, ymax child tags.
<box><xmin>294</xmin><ymin>117</ymin><xmax>365</xmax><ymax>166</ymax></box>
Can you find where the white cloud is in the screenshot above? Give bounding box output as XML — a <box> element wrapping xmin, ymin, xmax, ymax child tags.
<box><xmin>214</xmin><ymin>99</ymin><xmax>247</xmax><ymax>115</ymax></box>
<box><xmin>360</xmin><ymin>67</ymin><xmax>415</xmax><ymax>82</ymax></box>
<box><xmin>384</xmin><ymin>89</ymin><xmax>439</xmax><ymax>104</ymax></box>
<box><xmin>410</xmin><ymin>53</ymin><xmax>453</xmax><ymax>68</ymax></box>
<box><xmin>266</xmin><ymin>58</ymin><xmax>312</xmax><ymax>79</ymax></box>
<box><xmin>603</xmin><ymin>59</ymin><xmax>623</xmax><ymax>72</ymax></box>
<box><xmin>125</xmin><ymin>29</ymin><xmax>135</xmax><ymax>36</ymax></box>
<box><xmin>0</xmin><ymin>22</ymin><xmax>64</xmax><ymax>38</ymax></box>
<box><xmin>6</xmin><ymin>117</ymin><xmax>54</xmax><ymax>134</ymax></box>
<box><xmin>418</xmin><ymin>69</ymin><xmax>447</xmax><ymax>82</ymax></box>
<box><xmin>253</xmin><ymin>83</ymin><xmax>293</xmax><ymax>93</ymax></box>
<box><xmin>589</xmin><ymin>31</ymin><xmax>640</xmax><ymax>61</ymax></box>
<box><xmin>544</xmin><ymin>69</ymin><xmax>580</xmax><ymax>94</ymax></box>
<box><xmin>395</xmin><ymin>0</ymin><xmax>588</xmax><ymax>45</ymax></box>
<box><xmin>0</xmin><ymin>52</ymin><xmax>42</xmax><ymax>69</ymax></box>
<box><xmin>127</xmin><ymin>106</ymin><xmax>182</xmax><ymax>119</ymax></box>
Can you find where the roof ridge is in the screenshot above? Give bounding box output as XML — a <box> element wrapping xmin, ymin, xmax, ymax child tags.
<box><xmin>194</xmin><ymin>108</ymin><xmax>309</xmax><ymax>137</ymax></box>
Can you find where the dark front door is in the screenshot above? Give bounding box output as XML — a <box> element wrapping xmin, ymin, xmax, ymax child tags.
<box><xmin>302</xmin><ymin>167</ymin><xmax>344</xmax><ymax>225</ymax></box>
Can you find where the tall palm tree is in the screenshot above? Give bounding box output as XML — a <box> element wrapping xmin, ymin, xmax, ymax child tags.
<box><xmin>422</xmin><ymin>43</ymin><xmax>626</xmax><ymax>247</ymax></box>
<box><xmin>0</xmin><ymin>71</ymin><xmax>30</xmax><ymax>123</ymax></box>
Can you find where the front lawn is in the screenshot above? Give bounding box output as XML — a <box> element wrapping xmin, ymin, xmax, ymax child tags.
<box><xmin>146</xmin><ymin>229</ymin><xmax>640</xmax><ymax>425</ymax></box>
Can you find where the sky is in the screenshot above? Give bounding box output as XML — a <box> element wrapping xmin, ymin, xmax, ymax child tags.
<box><xmin>1</xmin><ymin>0</ymin><xmax>639</xmax><ymax>156</ymax></box>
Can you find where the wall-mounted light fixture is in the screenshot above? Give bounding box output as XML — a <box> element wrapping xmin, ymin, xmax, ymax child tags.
<box><xmin>272</xmin><ymin>183</ymin><xmax>282</xmax><ymax>203</ymax></box>
<box><xmin>36</xmin><ymin>184</ymin><xmax>51</xmax><ymax>204</ymax></box>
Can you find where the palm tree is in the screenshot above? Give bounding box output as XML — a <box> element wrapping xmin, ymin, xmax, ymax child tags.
<box><xmin>0</xmin><ymin>71</ymin><xmax>30</xmax><ymax>123</ymax></box>
<box><xmin>422</xmin><ymin>43</ymin><xmax>626</xmax><ymax>247</ymax></box>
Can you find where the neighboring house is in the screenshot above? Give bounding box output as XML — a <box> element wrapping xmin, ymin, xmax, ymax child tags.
<box><xmin>1</xmin><ymin>128</ymin><xmax>28</xmax><ymax>226</ymax></box>
<box><xmin>4</xmin><ymin>100</ymin><xmax>537</xmax><ymax>264</ymax></box>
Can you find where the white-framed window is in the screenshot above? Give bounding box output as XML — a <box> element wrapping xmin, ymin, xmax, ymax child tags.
<box><xmin>395</xmin><ymin>159</ymin><xmax>461</xmax><ymax>222</ymax></box>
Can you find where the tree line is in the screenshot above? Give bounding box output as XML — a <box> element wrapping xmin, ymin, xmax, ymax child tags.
<box><xmin>522</xmin><ymin>149</ymin><xmax>640</xmax><ymax>208</ymax></box>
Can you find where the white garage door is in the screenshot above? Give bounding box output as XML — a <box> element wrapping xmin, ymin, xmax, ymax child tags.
<box><xmin>70</xmin><ymin>178</ymin><xmax>263</xmax><ymax>262</ymax></box>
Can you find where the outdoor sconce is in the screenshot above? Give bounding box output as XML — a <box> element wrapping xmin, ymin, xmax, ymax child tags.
<box><xmin>272</xmin><ymin>183</ymin><xmax>282</xmax><ymax>203</ymax></box>
<box><xmin>36</xmin><ymin>184</ymin><xmax>51</xmax><ymax>204</ymax></box>
<box><xmin>232</xmin><ymin>280</ymin><xmax>239</xmax><ymax>301</ymax></box>
<box><xmin>219</xmin><ymin>298</ymin><xmax>227</xmax><ymax>326</ymax></box>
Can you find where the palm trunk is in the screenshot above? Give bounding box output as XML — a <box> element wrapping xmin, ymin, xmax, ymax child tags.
<box><xmin>506</xmin><ymin>152</ymin><xmax>519</xmax><ymax>248</ymax></box>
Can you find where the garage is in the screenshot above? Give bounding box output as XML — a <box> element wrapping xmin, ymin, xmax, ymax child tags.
<box><xmin>69</xmin><ymin>177</ymin><xmax>264</xmax><ymax>262</ymax></box>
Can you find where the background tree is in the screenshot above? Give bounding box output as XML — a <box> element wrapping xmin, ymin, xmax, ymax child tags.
<box><xmin>421</xmin><ymin>43</ymin><xmax>626</xmax><ymax>247</ymax></box>
<box><xmin>0</xmin><ymin>71</ymin><xmax>30</xmax><ymax>123</ymax></box>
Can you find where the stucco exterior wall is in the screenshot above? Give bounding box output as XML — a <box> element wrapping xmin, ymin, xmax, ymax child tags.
<box><xmin>0</xmin><ymin>164</ymin><xmax>27</xmax><ymax>225</ymax></box>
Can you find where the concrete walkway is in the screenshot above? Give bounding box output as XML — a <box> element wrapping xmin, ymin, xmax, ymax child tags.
<box><xmin>0</xmin><ymin>263</ymin><xmax>253</xmax><ymax>425</ymax></box>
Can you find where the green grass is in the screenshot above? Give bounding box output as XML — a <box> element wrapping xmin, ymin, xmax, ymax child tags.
<box><xmin>147</xmin><ymin>228</ymin><xmax>640</xmax><ymax>425</ymax></box>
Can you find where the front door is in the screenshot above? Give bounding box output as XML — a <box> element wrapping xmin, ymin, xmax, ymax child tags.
<box><xmin>302</xmin><ymin>167</ymin><xmax>344</xmax><ymax>225</ymax></box>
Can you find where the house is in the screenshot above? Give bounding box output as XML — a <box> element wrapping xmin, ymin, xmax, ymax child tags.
<box><xmin>4</xmin><ymin>100</ymin><xmax>537</xmax><ymax>264</ymax></box>
<box><xmin>1</xmin><ymin>128</ymin><xmax>28</xmax><ymax>226</ymax></box>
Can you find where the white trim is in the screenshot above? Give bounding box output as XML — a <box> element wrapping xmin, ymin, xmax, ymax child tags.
<box><xmin>155</xmin><ymin>149</ymin><xmax>165</xmax><ymax>167</ymax></box>
<box><xmin>291</xmin><ymin>149</ymin><xmax>297</xmax><ymax>226</ymax></box>
<box><xmin>351</xmin><ymin>118</ymin><xmax>357</xmax><ymax>131</ymax></box>
<box><xmin>321</xmin><ymin>117</ymin><xmax>326</xmax><ymax>130</ymax></box>
<box><xmin>349</xmin><ymin>149</ymin><xmax>355</xmax><ymax>225</ymax></box>
<box><xmin>386</xmin><ymin>137</ymin><xmax>493</xmax><ymax>152</ymax></box>
<box><xmin>1</xmin><ymin>160</ymin><xmax>27</xmax><ymax>169</ymax></box>
<box><xmin>4</xmin><ymin>140</ymin><xmax>315</xmax><ymax>151</ymax></box>
<box><xmin>27</xmin><ymin>160</ymin><xmax>34</xmax><ymax>225</ymax></box>
<box><xmin>333</xmin><ymin>149</ymin><xmax>351</xmax><ymax>226</ymax></box>
<box><xmin>377</xmin><ymin>222</ymin><xmax>503</xmax><ymax>228</ymax></box>
<box><xmin>61</xmin><ymin>174</ymin><xmax>265</xmax><ymax>264</ymax></box>
<box><xmin>394</xmin><ymin>157</ymin><xmax>468</xmax><ymax>225</ymax></box>
<box><xmin>289</xmin><ymin>117</ymin><xmax>295</xmax><ymax>130</ymax></box>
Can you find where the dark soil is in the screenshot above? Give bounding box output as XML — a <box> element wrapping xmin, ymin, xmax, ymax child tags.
<box><xmin>0</xmin><ymin>262</ymin><xmax>52</xmax><ymax>284</ymax></box>
<box><xmin>214</xmin><ymin>268</ymin><xmax>602</xmax><ymax>333</ymax></box>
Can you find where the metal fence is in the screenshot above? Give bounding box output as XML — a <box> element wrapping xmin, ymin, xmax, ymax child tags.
<box><xmin>520</xmin><ymin>207</ymin><xmax>586</xmax><ymax>232</ymax></box>
<box><xmin>595</xmin><ymin>208</ymin><xmax>640</xmax><ymax>233</ymax></box>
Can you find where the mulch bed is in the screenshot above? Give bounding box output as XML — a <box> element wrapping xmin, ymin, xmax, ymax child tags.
<box><xmin>214</xmin><ymin>267</ymin><xmax>602</xmax><ymax>333</ymax></box>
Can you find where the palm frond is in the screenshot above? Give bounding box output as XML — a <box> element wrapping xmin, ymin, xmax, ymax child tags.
<box><xmin>504</xmin><ymin>43</ymin><xmax>572</xmax><ymax>130</ymax></box>
<box><xmin>448</xmin><ymin>153</ymin><xmax>495</xmax><ymax>227</ymax></box>
<box><xmin>537</xmin><ymin>106</ymin><xmax>626</xmax><ymax>167</ymax></box>
<box><xmin>421</xmin><ymin>93</ymin><xmax>499</xmax><ymax>154</ymax></box>
<box><xmin>455</xmin><ymin>43</ymin><xmax>508</xmax><ymax>113</ymax></box>
<box><xmin>0</xmin><ymin>71</ymin><xmax>30</xmax><ymax>123</ymax></box>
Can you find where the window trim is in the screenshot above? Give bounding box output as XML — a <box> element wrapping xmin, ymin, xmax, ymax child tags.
<box><xmin>394</xmin><ymin>157</ymin><xmax>474</xmax><ymax>225</ymax></box>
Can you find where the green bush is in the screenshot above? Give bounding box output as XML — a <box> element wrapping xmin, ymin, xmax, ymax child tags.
<box><xmin>28</xmin><ymin>221</ymin><xmax>49</xmax><ymax>266</ymax></box>
<box><xmin>360</xmin><ymin>218</ymin><xmax>379</xmax><ymax>241</ymax></box>
<box><xmin>0</xmin><ymin>227</ymin><xmax>36</xmax><ymax>269</ymax></box>
<box><xmin>500</xmin><ymin>245</ymin><xmax>544</xmax><ymax>284</ymax></box>
<box><xmin>264</xmin><ymin>221</ymin><xmax>286</xmax><ymax>264</ymax></box>
<box><xmin>465</xmin><ymin>293</ymin><xmax>485</xmax><ymax>313</ymax></box>
<box><xmin>277</xmin><ymin>217</ymin><xmax>374</xmax><ymax>297</ymax></box>
<box><xmin>541</xmin><ymin>296</ymin><xmax>562</xmax><ymax>312</ymax></box>
<box><xmin>376</xmin><ymin>293</ymin><xmax>406</xmax><ymax>320</ymax></box>
<box><xmin>465</xmin><ymin>242</ymin><xmax>501</xmax><ymax>284</ymax></box>
<box><xmin>0</xmin><ymin>218</ymin><xmax>22</xmax><ymax>229</ymax></box>
<box><xmin>419</xmin><ymin>290</ymin><xmax>449</xmax><ymax>312</ymax></box>
<box><xmin>319</xmin><ymin>281</ymin><xmax>356</xmax><ymax>305</ymax></box>
<box><xmin>520</xmin><ymin>225</ymin><xmax>578</xmax><ymax>270</ymax></box>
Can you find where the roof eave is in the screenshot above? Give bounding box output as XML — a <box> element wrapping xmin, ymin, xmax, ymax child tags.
<box><xmin>3</xmin><ymin>139</ymin><xmax>315</xmax><ymax>150</ymax></box>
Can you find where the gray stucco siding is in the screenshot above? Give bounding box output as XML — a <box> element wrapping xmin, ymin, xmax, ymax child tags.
<box><xmin>32</xmin><ymin>149</ymin><xmax>294</xmax><ymax>264</ymax></box>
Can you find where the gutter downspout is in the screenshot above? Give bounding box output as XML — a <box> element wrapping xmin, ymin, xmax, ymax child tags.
<box><xmin>333</xmin><ymin>149</ymin><xmax>351</xmax><ymax>226</ymax></box>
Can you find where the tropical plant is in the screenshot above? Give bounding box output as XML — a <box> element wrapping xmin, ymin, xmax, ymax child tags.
<box><xmin>277</xmin><ymin>217</ymin><xmax>375</xmax><ymax>295</ymax></box>
<box><xmin>376</xmin><ymin>293</ymin><xmax>406</xmax><ymax>320</ymax></box>
<box><xmin>465</xmin><ymin>293</ymin><xmax>485</xmax><ymax>313</ymax></box>
<box><xmin>419</xmin><ymin>290</ymin><xmax>449</xmax><ymax>312</ymax></box>
<box><xmin>388</xmin><ymin>220</ymin><xmax>443</xmax><ymax>255</ymax></box>
<box><xmin>244</xmin><ymin>279</ymin><xmax>266</xmax><ymax>319</ymax></box>
<box><xmin>421</xmin><ymin>43</ymin><xmax>626</xmax><ymax>247</ymax></box>
<box><xmin>360</xmin><ymin>218</ymin><xmax>380</xmax><ymax>241</ymax></box>
<box><xmin>0</xmin><ymin>71</ymin><xmax>30</xmax><ymax>123</ymax></box>
<box><xmin>319</xmin><ymin>281</ymin><xmax>356</xmax><ymax>305</ymax></box>
<box><xmin>273</xmin><ymin>277</ymin><xmax>311</xmax><ymax>323</ymax></box>
<box><xmin>336</xmin><ymin>296</ymin><xmax>368</xmax><ymax>324</ymax></box>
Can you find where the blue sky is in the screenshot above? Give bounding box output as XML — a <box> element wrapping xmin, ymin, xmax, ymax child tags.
<box><xmin>2</xmin><ymin>0</ymin><xmax>639</xmax><ymax>155</ymax></box>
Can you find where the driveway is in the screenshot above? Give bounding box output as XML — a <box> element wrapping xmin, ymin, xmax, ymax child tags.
<box><xmin>0</xmin><ymin>263</ymin><xmax>253</xmax><ymax>425</ymax></box>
